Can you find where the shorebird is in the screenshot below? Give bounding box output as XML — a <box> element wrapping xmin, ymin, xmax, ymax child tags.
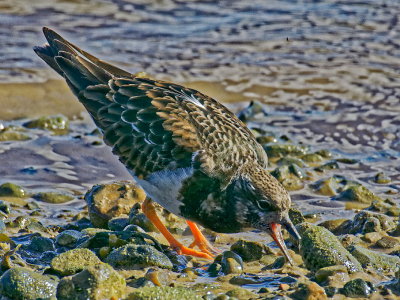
<box><xmin>34</xmin><ymin>27</ymin><xmax>300</xmax><ymax>263</ymax></box>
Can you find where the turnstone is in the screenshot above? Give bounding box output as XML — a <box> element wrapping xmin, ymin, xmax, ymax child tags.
<box><xmin>34</xmin><ymin>27</ymin><xmax>300</xmax><ymax>263</ymax></box>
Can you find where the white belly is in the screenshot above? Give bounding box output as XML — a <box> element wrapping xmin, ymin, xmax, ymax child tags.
<box><xmin>131</xmin><ymin>167</ymin><xmax>193</xmax><ymax>217</ymax></box>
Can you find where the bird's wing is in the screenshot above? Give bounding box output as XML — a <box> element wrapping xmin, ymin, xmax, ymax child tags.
<box><xmin>34</xmin><ymin>28</ymin><xmax>268</xmax><ymax>182</ymax></box>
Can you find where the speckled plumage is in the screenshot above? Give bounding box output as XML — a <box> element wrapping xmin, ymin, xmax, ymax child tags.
<box><xmin>35</xmin><ymin>28</ymin><xmax>299</xmax><ymax>258</ymax></box>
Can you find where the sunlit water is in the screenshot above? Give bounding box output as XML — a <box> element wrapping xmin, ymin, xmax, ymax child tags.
<box><xmin>0</xmin><ymin>0</ymin><xmax>399</xmax><ymax>239</ymax></box>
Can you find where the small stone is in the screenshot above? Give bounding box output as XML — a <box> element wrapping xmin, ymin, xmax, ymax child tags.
<box><xmin>362</xmin><ymin>217</ymin><xmax>381</xmax><ymax>233</ymax></box>
<box><xmin>289</xmin><ymin>208</ymin><xmax>305</xmax><ymax>225</ymax></box>
<box><xmin>108</xmin><ymin>216</ymin><xmax>130</xmax><ymax>231</ymax></box>
<box><xmin>123</xmin><ymin>224</ymin><xmax>146</xmax><ymax>233</ymax></box>
<box><xmin>301</xmin><ymin>153</ymin><xmax>324</xmax><ymax>163</ymax></box>
<box><xmin>85</xmin><ymin>181</ymin><xmax>146</xmax><ymax>228</ymax></box>
<box><xmin>290</xmin><ymin>282</ymin><xmax>327</xmax><ymax>300</ymax></box>
<box><xmin>0</xmin><ymin>182</ymin><xmax>27</xmax><ymax>198</ymax></box>
<box><xmin>264</xmin><ymin>144</ymin><xmax>308</xmax><ymax>158</ymax></box>
<box><xmin>0</xmin><ymin>267</ymin><xmax>57</xmax><ymax>300</ymax></box>
<box><xmin>314</xmin><ymin>161</ymin><xmax>339</xmax><ymax>172</ymax></box>
<box><xmin>51</xmin><ymin>248</ymin><xmax>102</xmax><ymax>276</ymax></box>
<box><xmin>56</xmin><ymin>230</ymin><xmax>84</xmax><ymax>247</ymax></box>
<box><xmin>342</xmin><ymin>279</ymin><xmax>374</xmax><ymax>298</ymax></box>
<box><xmin>24</xmin><ymin>114</ymin><xmax>69</xmax><ymax>133</ymax></box>
<box><xmin>25</xmin><ymin>236</ymin><xmax>55</xmax><ymax>253</ymax></box>
<box><xmin>348</xmin><ymin>245</ymin><xmax>400</xmax><ymax>273</ymax></box>
<box><xmin>0</xmin><ymin>200</ymin><xmax>10</xmax><ymax>214</ymax></box>
<box><xmin>226</xmin><ymin>287</ymin><xmax>258</xmax><ymax>298</ymax></box>
<box><xmin>57</xmin><ymin>263</ymin><xmax>126</xmax><ymax>300</ymax></box>
<box><xmin>33</xmin><ymin>192</ymin><xmax>74</xmax><ymax>204</ymax></box>
<box><xmin>279</xmin><ymin>283</ymin><xmax>290</xmax><ymax>291</ymax></box>
<box><xmin>129</xmin><ymin>213</ymin><xmax>157</xmax><ymax>232</ymax></box>
<box><xmin>362</xmin><ymin>232</ymin><xmax>383</xmax><ymax>243</ymax></box>
<box><xmin>127</xmin><ymin>286</ymin><xmax>202</xmax><ymax>300</ymax></box>
<box><xmin>318</xmin><ymin>219</ymin><xmax>348</xmax><ymax>234</ymax></box>
<box><xmin>375</xmin><ymin>236</ymin><xmax>399</xmax><ymax>249</ymax></box>
<box><xmin>315</xmin><ymin>265</ymin><xmax>348</xmax><ymax>283</ymax></box>
<box><xmin>145</xmin><ymin>268</ymin><xmax>171</xmax><ymax>286</ymax></box>
<box><xmin>374</xmin><ymin>172</ymin><xmax>391</xmax><ymax>184</ymax></box>
<box><xmin>0</xmin><ymin>128</ymin><xmax>30</xmax><ymax>141</ymax></box>
<box><xmin>106</xmin><ymin>244</ymin><xmax>172</xmax><ymax>270</ymax></box>
<box><xmin>230</xmin><ymin>239</ymin><xmax>264</xmax><ymax>262</ymax></box>
<box><xmin>221</xmin><ymin>251</ymin><xmax>243</xmax><ymax>275</ymax></box>
<box><xmin>333</xmin><ymin>185</ymin><xmax>382</xmax><ymax>204</ymax></box>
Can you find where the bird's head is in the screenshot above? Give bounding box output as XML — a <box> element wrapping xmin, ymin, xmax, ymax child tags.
<box><xmin>239</xmin><ymin>166</ymin><xmax>301</xmax><ymax>264</ymax></box>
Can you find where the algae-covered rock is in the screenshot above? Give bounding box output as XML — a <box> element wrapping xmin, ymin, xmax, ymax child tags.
<box><xmin>56</xmin><ymin>230</ymin><xmax>84</xmax><ymax>247</ymax></box>
<box><xmin>57</xmin><ymin>263</ymin><xmax>126</xmax><ymax>300</ymax></box>
<box><xmin>51</xmin><ymin>248</ymin><xmax>102</xmax><ymax>276</ymax></box>
<box><xmin>0</xmin><ymin>182</ymin><xmax>27</xmax><ymax>198</ymax></box>
<box><xmin>264</xmin><ymin>144</ymin><xmax>308</xmax><ymax>158</ymax></box>
<box><xmin>25</xmin><ymin>236</ymin><xmax>55</xmax><ymax>253</ymax></box>
<box><xmin>0</xmin><ymin>267</ymin><xmax>57</xmax><ymax>300</ymax></box>
<box><xmin>314</xmin><ymin>161</ymin><xmax>339</xmax><ymax>172</ymax></box>
<box><xmin>309</xmin><ymin>175</ymin><xmax>352</xmax><ymax>197</ymax></box>
<box><xmin>221</xmin><ymin>251</ymin><xmax>243</xmax><ymax>274</ymax></box>
<box><xmin>129</xmin><ymin>213</ymin><xmax>157</xmax><ymax>232</ymax></box>
<box><xmin>230</xmin><ymin>239</ymin><xmax>264</xmax><ymax>262</ymax></box>
<box><xmin>33</xmin><ymin>192</ymin><xmax>74</xmax><ymax>204</ymax></box>
<box><xmin>289</xmin><ymin>208</ymin><xmax>306</xmax><ymax>225</ymax></box>
<box><xmin>374</xmin><ymin>172</ymin><xmax>391</xmax><ymax>184</ymax></box>
<box><xmin>0</xmin><ymin>128</ymin><xmax>30</xmax><ymax>141</ymax></box>
<box><xmin>315</xmin><ymin>265</ymin><xmax>348</xmax><ymax>283</ymax></box>
<box><xmin>301</xmin><ymin>153</ymin><xmax>324</xmax><ymax>163</ymax></box>
<box><xmin>24</xmin><ymin>114</ymin><xmax>69</xmax><ymax>133</ymax></box>
<box><xmin>298</xmin><ymin>223</ymin><xmax>362</xmax><ymax>273</ymax></box>
<box><xmin>349</xmin><ymin>211</ymin><xmax>396</xmax><ymax>234</ymax></box>
<box><xmin>85</xmin><ymin>181</ymin><xmax>146</xmax><ymax>228</ymax></box>
<box><xmin>318</xmin><ymin>219</ymin><xmax>349</xmax><ymax>234</ymax></box>
<box><xmin>270</xmin><ymin>165</ymin><xmax>305</xmax><ymax>191</ymax></box>
<box><xmin>375</xmin><ymin>236</ymin><xmax>399</xmax><ymax>249</ymax></box>
<box><xmin>226</xmin><ymin>287</ymin><xmax>257</xmax><ymax>299</ymax></box>
<box><xmin>333</xmin><ymin>185</ymin><xmax>382</xmax><ymax>204</ymax></box>
<box><xmin>367</xmin><ymin>199</ymin><xmax>400</xmax><ymax>217</ymax></box>
<box><xmin>108</xmin><ymin>216</ymin><xmax>130</xmax><ymax>231</ymax></box>
<box><xmin>341</xmin><ymin>278</ymin><xmax>375</xmax><ymax>298</ymax></box>
<box><xmin>290</xmin><ymin>282</ymin><xmax>328</xmax><ymax>300</ymax></box>
<box><xmin>106</xmin><ymin>244</ymin><xmax>172</xmax><ymax>270</ymax></box>
<box><xmin>127</xmin><ymin>286</ymin><xmax>202</xmax><ymax>300</ymax></box>
<box><xmin>348</xmin><ymin>245</ymin><xmax>400</xmax><ymax>273</ymax></box>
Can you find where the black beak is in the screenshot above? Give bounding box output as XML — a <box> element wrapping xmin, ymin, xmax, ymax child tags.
<box><xmin>282</xmin><ymin>214</ymin><xmax>301</xmax><ymax>241</ymax></box>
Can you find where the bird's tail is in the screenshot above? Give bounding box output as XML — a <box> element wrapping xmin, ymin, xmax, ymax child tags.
<box><xmin>33</xmin><ymin>27</ymin><xmax>131</xmax><ymax>95</ymax></box>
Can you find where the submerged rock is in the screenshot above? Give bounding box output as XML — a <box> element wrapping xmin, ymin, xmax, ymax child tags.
<box><xmin>57</xmin><ymin>263</ymin><xmax>126</xmax><ymax>300</ymax></box>
<box><xmin>349</xmin><ymin>211</ymin><xmax>396</xmax><ymax>234</ymax></box>
<box><xmin>230</xmin><ymin>239</ymin><xmax>264</xmax><ymax>262</ymax></box>
<box><xmin>348</xmin><ymin>246</ymin><xmax>400</xmax><ymax>273</ymax></box>
<box><xmin>24</xmin><ymin>114</ymin><xmax>69</xmax><ymax>133</ymax></box>
<box><xmin>341</xmin><ymin>278</ymin><xmax>375</xmax><ymax>298</ymax></box>
<box><xmin>56</xmin><ymin>230</ymin><xmax>84</xmax><ymax>247</ymax></box>
<box><xmin>333</xmin><ymin>185</ymin><xmax>382</xmax><ymax>204</ymax></box>
<box><xmin>298</xmin><ymin>223</ymin><xmax>362</xmax><ymax>273</ymax></box>
<box><xmin>105</xmin><ymin>244</ymin><xmax>172</xmax><ymax>270</ymax></box>
<box><xmin>315</xmin><ymin>265</ymin><xmax>348</xmax><ymax>283</ymax></box>
<box><xmin>51</xmin><ymin>248</ymin><xmax>102</xmax><ymax>276</ymax></box>
<box><xmin>85</xmin><ymin>181</ymin><xmax>146</xmax><ymax>228</ymax></box>
<box><xmin>127</xmin><ymin>286</ymin><xmax>202</xmax><ymax>300</ymax></box>
<box><xmin>33</xmin><ymin>192</ymin><xmax>74</xmax><ymax>204</ymax></box>
<box><xmin>270</xmin><ymin>165</ymin><xmax>305</xmax><ymax>191</ymax></box>
<box><xmin>221</xmin><ymin>251</ymin><xmax>244</xmax><ymax>274</ymax></box>
<box><xmin>0</xmin><ymin>127</ymin><xmax>30</xmax><ymax>141</ymax></box>
<box><xmin>264</xmin><ymin>144</ymin><xmax>308</xmax><ymax>158</ymax></box>
<box><xmin>0</xmin><ymin>182</ymin><xmax>27</xmax><ymax>198</ymax></box>
<box><xmin>0</xmin><ymin>267</ymin><xmax>57</xmax><ymax>300</ymax></box>
<box><xmin>374</xmin><ymin>172</ymin><xmax>391</xmax><ymax>184</ymax></box>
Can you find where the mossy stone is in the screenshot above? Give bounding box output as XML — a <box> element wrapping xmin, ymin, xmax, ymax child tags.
<box><xmin>264</xmin><ymin>144</ymin><xmax>308</xmax><ymax>158</ymax></box>
<box><xmin>127</xmin><ymin>286</ymin><xmax>202</xmax><ymax>300</ymax></box>
<box><xmin>24</xmin><ymin>114</ymin><xmax>69</xmax><ymax>133</ymax></box>
<box><xmin>0</xmin><ymin>130</ymin><xmax>30</xmax><ymax>141</ymax></box>
<box><xmin>375</xmin><ymin>236</ymin><xmax>399</xmax><ymax>249</ymax></box>
<box><xmin>334</xmin><ymin>185</ymin><xmax>382</xmax><ymax>204</ymax></box>
<box><xmin>299</xmin><ymin>224</ymin><xmax>362</xmax><ymax>273</ymax></box>
<box><xmin>25</xmin><ymin>236</ymin><xmax>55</xmax><ymax>253</ymax></box>
<box><xmin>51</xmin><ymin>248</ymin><xmax>102</xmax><ymax>276</ymax></box>
<box><xmin>105</xmin><ymin>244</ymin><xmax>172</xmax><ymax>270</ymax></box>
<box><xmin>0</xmin><ymin>182</ymin><xmax>27</xmax><ymax>198</ymax></box>
<box><xmin>225</xmin><ymin>288</ymin><xmax>257</xmax><ymax>299</ymax></box>
<box><xmin>57</xmin><ymin>263</ymin><xmax>126</xmax><ymax>300</ymax></box>
<box><xmin>301</xmin><ymin>153</ymin><xmax>324</xmax><ymax>163</ymax></box>
<box><xmin>314</xmin><ymin>161</ymin><xmax>339</xmax><ymax>172</ymax></box>
<box><xmin>33</xmin><ymin>192</ymin><xmax>74</xmax><ymax>203</ymax></box>
<box><xmin>348</xmin><ymin>246</ymin><xmax>400</xmax><ymax>273</ymax></box>
<box><xmin>0</xmin><ymin>267</ymin><xmax>57</xmax><ymax>300</ymax></box>
<box><xmin>56</xmin><ymin>230</ymin><xmax>84</xmax><ymax>247</ymax></box>
<box><xmin>342</xmin><ymin>279</ymin><xmax>374</xmax><ymax>298</ymax></box>
<box><xmin>315</xmin><ymin>265</ymin><xmax>348</xmax><ymax>283</ymax></box>
<box><xmin>374</xmin><ymin>172</ymin><xmax>391</xmax><ymax>184</ymax></box>
<box><xmin>230</xmin><ymin>239</ymin><xmax>264</xmax><ymax>262</ymax></box>
<box><xmin>289</xmin><ymin>208</ymin><xmax>305</xmax><ymax>225</ymax></box>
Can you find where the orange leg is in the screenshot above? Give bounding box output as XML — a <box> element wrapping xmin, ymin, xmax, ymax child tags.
<box><xmin>186</xmin><ymin>220</ymin><xmax>220</xmax><ymax>256</ymax></box>
<box><xmin>142</xmin><ymin>198</ymin><xmax>213</xmax><ymax>260</ymax></box>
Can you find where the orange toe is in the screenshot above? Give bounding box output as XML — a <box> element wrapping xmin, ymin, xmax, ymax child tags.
<box><xmin>186</xmin><ymin>220</ymin><xmax>220</xmax><ymax>256</ymax></box>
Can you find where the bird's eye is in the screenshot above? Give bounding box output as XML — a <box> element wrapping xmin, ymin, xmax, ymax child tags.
<box><xmin>256</xmin><ymin>200</ymin><xmax>276</xmax><ymax>211</ymax></box>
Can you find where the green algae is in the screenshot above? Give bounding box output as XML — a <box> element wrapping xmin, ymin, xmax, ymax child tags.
<box><xmin>264</xmin><ymin>144</ymin><xmax>308</xmax><ymax>158</ymax></box>
<box><xmin>230</xmin><ymin>239</ymin><xmax>264</xmax><ymax>262</ymax></box>
<box><xmin>298</xmin><ymin>223</ymin><xmax>362</xmax><ymax>273</ymax></box>
<box><xmin>127</xmin><ymin>286</ymin><xmax>202</xmax><ymax>300</ymax></box>
<box><xmin>0</xmin><ymin>267</ymin><xmax>57</xmax><ymax>300</ymax></box>
<box><xmin>33</xmin><ymin>192</ymin><xmax>74</xmax><ymax>204</ymax></box>
<box><xmin>51</xmin><ymin>248</ymin><xmax>102</xmax><ymax>276</ymax></box>
<box><xmin>348</xmin><ymin>246</ymin><xmax>400</xmax><ymax>273</ymax></box>
<box><xmin>0</xmin><ymin>182</ymin><xmax>27</xmax><ymax>198</ymax></box>
<box><xmin>105</xmin><ymin>244</ymin><xmax>172</xmax><ymax>270</ymax></box>
<box><xmin>0</xmin><ymin>128</ymin><xmax>30</xmax><ymax>141</ymax></box>
<box><xmin>57</xmin><ymin>263</ymin><xmax>126</xmax><ymax>300</ymax></box>
<box><xmin>334</xmin><ymin>185</ymin><xmax>383</xmax><ymax>204</ymax></box>
<box><xmin>24</xmin><ymin>114</ymin><xmax>69</xmax><ymax>133</ymax></box>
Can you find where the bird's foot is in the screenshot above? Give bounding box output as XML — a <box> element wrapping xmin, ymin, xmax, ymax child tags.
<box><xmin>186</xmin><ymin>220</ymin><xmax>220</xmax><ymax>257</ymax></box>
<box><xmin>170</xmin><ymin>242</ymin><xmax>214</xmax><ymax>260</ymax></box>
